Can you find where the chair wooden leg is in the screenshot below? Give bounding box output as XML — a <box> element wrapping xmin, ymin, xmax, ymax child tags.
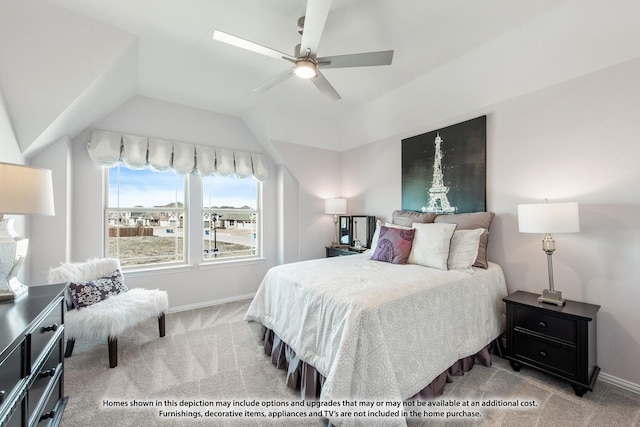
<box><xmin>64</xmin><ymin>338</ymin><xmax>75</xmax><ymax>358</ymax></box>
<box><xmin>158</xmin><ymin>313</ymin><xmax>166</xmax><ymax>337</ymax></box>
<box><xmin>108</xmin><ymin>337</ymin><xmax>118</xmax><ymax>368</ymax></box>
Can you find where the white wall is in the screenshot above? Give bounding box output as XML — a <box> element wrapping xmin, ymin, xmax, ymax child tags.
<box><xmin>64</xmin><ymin>96</ymin><xmax>278</xmax><ymax>309</ymax></box>
<box><xmin>270</xmin><ymin>140</ymin><xmax>342</xmax><ymax>261</ymax></box>
<box><xmin>0</xmin><ymin>90</ymin><xmax>28</xmax><ymax>283</ymax></box>
<box><xmin>29</xmin><ymin>136</ymin><xmax>72</xmax><ymax>284</ymax></box>
<box><xmin>341</xmin><ymin>58</ymin><xmax>640</xmax><ymax>387</ymax></box>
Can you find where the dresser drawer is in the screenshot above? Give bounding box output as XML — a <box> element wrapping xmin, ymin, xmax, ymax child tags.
<box><xmin>514</xmin><ymin>332</ymin><xmax>577</xmax><ymax>378</ymax></box>
<box><xmin>28</xmin><ymin>338</ymin><xmax>62</xmax><ymax>424</ymax></box>
<box><xmin>3</xmin><ymin>401</ymin><xmax>23</xmax><ymax>427</ymax></box>
<box><xmin>34</xmin><ymin>377</ymin><xmax>63</xmax><ymax>426</ymax></box>
<box><xmin>28</xmin><ymin>299</ymin><xmax>63</xmax><ymax>374</ymax></box>
<box><xmin>0</xmin><ymin>342</ymin><xmax>24</xmax><ymax>415</ymax></box>
<box><xmin>513</xmin><ymin>305</ymin><xmax>577</xmax><ymax>343</ymax></box>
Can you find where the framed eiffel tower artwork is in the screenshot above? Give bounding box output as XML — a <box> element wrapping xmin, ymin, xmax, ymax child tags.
<box><xmin>401</xmin><ymin>116</ymin><xmax>486</xmax><ymax>214</ymax></box>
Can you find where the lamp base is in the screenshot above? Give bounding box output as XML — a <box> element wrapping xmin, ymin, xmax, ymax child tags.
<box><xmin>538</xmin><ymin>289</ymin><xmax>565</xmax><ymax>306</ymax></box>
<box><xmin>0</xmin><ymin>282</ymin><xmax>28</xmax><ymax>301</ymax></box>
<box><xmin>0</xmin><ymin>219</ymin><xmax>30</xmax><ymax>302</ymax></box>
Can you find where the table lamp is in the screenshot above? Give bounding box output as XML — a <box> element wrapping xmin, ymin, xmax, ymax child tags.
<box><xmin>324</xmin><ymin>198</ymin><xmax>347</xmax><ymax>247</ymax></box>
<box><xmin>0</xmin><ymin>163</ymin><xmax>55</xmax><ymax>301</ymax></box>
<box><xmin>518</xmin><ymin>200</ymin><xmax>579</xmax><ymax>306</ymax></box>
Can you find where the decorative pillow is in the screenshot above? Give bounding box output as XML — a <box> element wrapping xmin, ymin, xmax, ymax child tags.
<box><xmin>391</xmin><ymin>210</ymin><xmax>437</xmax><ymax>227</ymax></box>
<box><xmin>68</xmin><ymin>269</ymin><xmax>128</xmax><ymax>309</ymax></box>
<box><xmin>368</xmin><ymin>220</ymin><xmax>411</xmax><ymax>252</ymax></box>
<box><xmin>448</xmin><ymin>229</ymin><xmax>485</xmax><ymax>273</ymax></box>
<box><xmin>407</xmin><ymin>223</ymin><xmax>457</xmax><ymax>270</ymax></box>
<box><xmin>370</xmin><ymin>225</ymin><xmax>416</xmax><ymax>264</ymax></box>
<box><xmin>434</xmin><ymin>212</ymin><xmax>495</xmax><ymax>268</ymax></box>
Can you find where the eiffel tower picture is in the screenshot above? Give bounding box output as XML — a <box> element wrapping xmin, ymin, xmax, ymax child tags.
<box><xmin>402</xmin><ymin>116</ymin><xmax>486</xmax><ymax>214</ymax></box>
<box><xmin>422</xmin><ymin>133</ymin><xmax>457</xmax><ymax>213</ymax></box>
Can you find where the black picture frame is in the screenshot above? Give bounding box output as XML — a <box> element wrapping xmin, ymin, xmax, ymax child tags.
<box><xmin>401</xmin><ymin>116</ymin><xmax>486</xmax><ymax>214</ymax></box>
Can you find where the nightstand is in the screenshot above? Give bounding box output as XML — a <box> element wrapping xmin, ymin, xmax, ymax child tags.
<box><xmin>503</xmin><ymin>290</ymin><xmax>600</xmax><ymax>397</ymax></box>
<box><xmin>325</xmin><ymin>246</ymin><xmax>366</xmax><ymax>257</ymax></box>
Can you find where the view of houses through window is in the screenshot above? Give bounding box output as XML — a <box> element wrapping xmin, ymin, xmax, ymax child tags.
<box><xmin>106</xmin><ymin>165</ymin><xmax>260</xmax><ymax>268</ymax></box>
<box><xmin>202</xmin><ymin>174</ymin><xmax>259</xmax><ymax>261</ymax></box>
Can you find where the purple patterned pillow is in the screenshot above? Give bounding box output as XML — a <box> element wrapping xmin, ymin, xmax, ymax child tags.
<box><xmin>68</xmin><ymin>269</ymin><xmax>128</xmax><ymax>309</ymax></box>
<box><xmin>370</xmin><ymin>225</ymin><xmax>416</xmax><ymax>264</ymax></box>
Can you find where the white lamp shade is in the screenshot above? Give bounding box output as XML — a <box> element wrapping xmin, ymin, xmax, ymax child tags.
<box><xmin>518</xmin><ymin>202</ymin><xmax>579</xmax><ymax>234</ymax></box>
<box><xmin>0</xmin><ymin>163</ymin><xmax>55</xmax><ymax>216</ymax></box>
<box><xmin>324</xmin><ymin>198</ymin><xmax>347</xmax><ymax>215</ymax></box>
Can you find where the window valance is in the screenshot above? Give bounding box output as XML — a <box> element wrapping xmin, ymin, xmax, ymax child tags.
<box><xmin>86</xmin><ymin>129</ymin><xmax>268</xmax><ymax>181</ymax></box>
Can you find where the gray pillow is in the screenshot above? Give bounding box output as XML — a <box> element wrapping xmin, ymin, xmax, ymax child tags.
<box><xmin>434</xmin><ymin>212</ymin><xmax>495</xmax><ymax>268</ymax></box>
<box><xmin>391</xmin><ymin>210</ymin><xmax>437</xmax><ymax>227</ymax></box>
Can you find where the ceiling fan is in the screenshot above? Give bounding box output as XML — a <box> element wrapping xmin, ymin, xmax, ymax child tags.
<box><xmin>212</xmin><ymin>0</ymin><xmax>394</xmax><ymax>101</ymax></box>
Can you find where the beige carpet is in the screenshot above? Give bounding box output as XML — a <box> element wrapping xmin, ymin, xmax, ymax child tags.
<box><xmin>61</xmin><ymin>299</ymin><xmax>640</xmax><ymax>426</ymax></box>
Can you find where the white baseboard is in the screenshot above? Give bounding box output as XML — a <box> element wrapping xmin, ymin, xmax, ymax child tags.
<box><xmin>167</xmin><ymin>293</ymin><xmax>255</xmax><ymax>313</ymax></box>
<box><xmin>599</xmin><ymin>371</ymin><xmax>640</xmax><ymax>395</ymax></box>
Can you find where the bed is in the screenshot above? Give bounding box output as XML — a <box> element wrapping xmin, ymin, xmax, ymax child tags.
<box><xmin>245</xmin><ymin>211</ymin><xmax>508</xmax><ymax>427</ymax></box>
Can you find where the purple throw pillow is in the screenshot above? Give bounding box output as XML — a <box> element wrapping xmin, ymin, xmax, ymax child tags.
<box><xmin>371</xmin><ymin>225</ymin><xmax>415</xmax><ymax>264</ymax></box>
<box><xmin>68</xmin><ymin>269</ymin><xmax>128</xmax><ymax>309</ymax></box>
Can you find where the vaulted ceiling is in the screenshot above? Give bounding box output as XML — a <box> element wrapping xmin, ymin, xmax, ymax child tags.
<box><xmin>2</xmin><ymin>0</ymin><xmax>640</xmax><ymax>157</ymax></box>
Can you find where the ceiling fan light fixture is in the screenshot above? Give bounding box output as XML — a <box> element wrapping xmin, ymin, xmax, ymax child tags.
<box><xmin>294</xmin><ymin>59</ymin><xmax>317</xmax><ymax>79</ymax></box>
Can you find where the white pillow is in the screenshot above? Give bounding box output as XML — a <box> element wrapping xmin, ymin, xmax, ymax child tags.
<box><xmin>407</xmin><ymin>222</ymin><xmax>457</xmax><ymax>270</ymax></box>
<box><xmin>448</xmin><ymin>229</ymin><xmax>485</xmax><ymax>273</ymax></box>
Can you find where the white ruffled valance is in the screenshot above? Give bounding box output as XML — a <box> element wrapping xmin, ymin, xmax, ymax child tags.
<box><xmin>87</xmin><ymin>129</ymin><xmax>268</xmax><ymax>181</ymax></box>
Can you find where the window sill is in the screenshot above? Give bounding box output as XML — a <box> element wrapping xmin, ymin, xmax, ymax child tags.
<box><xmin>198</xmin><ymin>257</ymin><xmax>266</xmax><ymax>270</ymax></box>
<box><xmin>121</xmin><ymin>257</ymin><xmax>267</xmax><ymax>277</ymax></box>
<box><xmin>122</xmin><ymin>263</ymin><xmax>194</xmax><ymax>278</ymax></box>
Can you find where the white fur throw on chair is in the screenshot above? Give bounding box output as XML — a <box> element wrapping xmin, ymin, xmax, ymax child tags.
<box><xmin>48</xmin><ymin>258</ymin><xmax>168</xmax><ymax>367</ymax></box>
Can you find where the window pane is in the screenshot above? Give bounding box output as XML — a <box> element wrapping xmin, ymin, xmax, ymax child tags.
<box><xmin>109</xmin><ymin>167</ymin><xmax>185</xmax><ymax>208</ymax></box>
<box><xmin>203</xmin><ymin>175</ymin><xmax>259</xmax><ymax>261</ymax></box>
<box><xmin>106</xmin><ymin>165</ymin><xmax>186</xmax><ymax>268</ymax></box>
<box><xmin>203</xmin><ymin>175</ymin><xmax>257</xmax><ymax>209</ymax></box>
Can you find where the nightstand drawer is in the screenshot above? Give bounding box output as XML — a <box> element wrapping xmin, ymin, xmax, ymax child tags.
<box><xmin>28</xmin><ymin>298</ymin><xmax>63</xmax><ymax>374</ymax></box>
<box><xmin>514</xmin><ymin>305</ymin><xmax>576</xmax><ymax>343</ymax></box>
<box><xmin>514</xmin><ymin>332</ymin><xmax>577</xmax><ymax>378</ymax></box>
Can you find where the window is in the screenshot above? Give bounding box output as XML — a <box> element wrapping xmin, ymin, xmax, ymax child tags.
<box><xmin>106</xmin><ymin>165</ymin><xmax>262</xmax><ymax>269</ymax></box>
<box><xmin>106</xmin><ymin>165</ymin><xmax>186</xmax><ymax>268</ymax></box>
<box><xmin>202</xmin><ymin>175</ymin><xmax>260</xmax><ymax>261</ymax></box>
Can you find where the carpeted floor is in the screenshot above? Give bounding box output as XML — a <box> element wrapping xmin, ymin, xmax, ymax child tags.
<box><xmin>61</xmin><ymin>299</ymin><xmax>640</xmax><ymax>426</ymax></box>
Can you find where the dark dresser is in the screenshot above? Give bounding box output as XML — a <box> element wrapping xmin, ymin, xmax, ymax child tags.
<box><xmin>0</xmin><ymin>284</ymin><xmax>68</xmax><ymax>426</ymax></box>
<box><xmin>325</xmin><ymin>246</ymin><xmax>366</xmax><ymax>257</ymax></box>
<box><xmin>503</xmin><ymin>290</ymin><xmax>600</xmax><ymax>396</ymax></box>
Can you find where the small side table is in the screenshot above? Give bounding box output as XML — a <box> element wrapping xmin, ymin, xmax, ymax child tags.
<box><xmin>503</xmin><ymin>290</ymin><xmax>600</xmax><ymax>396</ymax></box>
<box><xmin>325</xmin><ymin>246</ymin><xmax>366</xmax><ymax>258</ymax></box>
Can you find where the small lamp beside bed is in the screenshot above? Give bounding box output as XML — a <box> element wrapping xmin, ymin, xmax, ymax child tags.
<box><xmin>324</xmin><ymin>197</ymin><xmax>347</xmax><ymax>247</ymax></box>
<box><xmin>518</xmin><ymin>200</ymin><xmax>580</xmax><ymax>306</ymax></box>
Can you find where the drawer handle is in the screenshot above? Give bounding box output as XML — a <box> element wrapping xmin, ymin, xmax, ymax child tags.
<box><xmin>540</xmin><ymin>350</ymin><xmax>547</xmax><ymax>358</ymax></box>
<box><xmin>538</xmin><ymin>321</ymin><xmax>547</xmax><ymax>328</ymax></box>
<box><xmin>38</xmin><ymin>367</ymin><xmax>56</xmax><ymax>379</ymax></box>
<box><xmin>40</xmin><ymin>410</ymin><xmax>55</xmax><ymax>422</ymax></box>
<box><xmin>0</xmin><ymin>390</ymin><xmax>4</xmax><ymax>404</ymax></box>
<box><xmin>41</xmin><ymin>323</ymin><xmax>59</xmax><ymax>333</ymax></box>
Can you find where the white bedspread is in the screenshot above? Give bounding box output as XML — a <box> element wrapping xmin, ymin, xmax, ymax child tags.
<box><xmin>245</xmin><ymin>254</ymin><xmax>508</xmax><ymax>426</ymax></box>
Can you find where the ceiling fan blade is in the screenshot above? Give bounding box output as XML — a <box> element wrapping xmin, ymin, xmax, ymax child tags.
<box><xmin>312</xmin><ymin>71</ymin><xmax>341</xmax><ymax>101</ymax></box>
<box><xmin>213</xmin><ymin>30</ymin><xmax>296</xmax><ymax>62</ymax></box>
<box><xmin>317</xmin><ymin>50</ymin><xmax>394</xmax><ymax>69</ymax></box>
<box><xmin>253</xmin><ymin>69</ymin><xmax>293</xmax><ymax>93</ymax></box>
<box><xmin>299</xmin><ymin>0</ymin><xmax>332</xmax><ymax>56</ymax></box>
